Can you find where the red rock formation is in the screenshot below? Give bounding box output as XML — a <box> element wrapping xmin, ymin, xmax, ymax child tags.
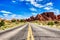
<box><xmin>35</xmin><ymin>14</ymin><xmax>45</xmax><ymax>21</ymax></box>
<box><xmin>30</xmin><ymin>16</ymin><xmax>35</xmax><ymax>21</ymax></box>
<box><xmin>25</xmin><ymin>12</ymin><xmax>60</xmax><ymax>21</ymax></box>
<box><xmin>41</xmin><ymin>12</ymin><xmax>56</xmax><ymax>20</ymax></box>
<box><xmin>26</xmin><ymin>18</ymin><xmax>31</xmax><ymax>22</ymax></box>
<box><xmin>57</xmin><ymin>15</ymin><xmax>60</xmax><ymax>20</ymax></box>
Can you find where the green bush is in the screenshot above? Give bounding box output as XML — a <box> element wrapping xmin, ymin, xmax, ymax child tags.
<box><xmin>47</xmin><ymin>22</ymin><xmax>54</xmax><ymax>25</ymax></box>
<box><xmin>0</xmin><ymin>20</ymin><xmax>5</xmax><ymax>27</ymax></box>
<box><xmin>11</xmin><ymin>19</ymin><xmax>16</xmax><ymax>22</ymax></box>
<box><xmin>20</xmin><ymin>19</ymin><xmax>24</xmax><ymax>22</ymax></box>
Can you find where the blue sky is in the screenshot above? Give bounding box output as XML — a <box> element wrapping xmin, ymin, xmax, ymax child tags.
<box><xmin>0</xmin><ymin>0</ymin><xmax>60</xmax><ymax>19</ymax></box>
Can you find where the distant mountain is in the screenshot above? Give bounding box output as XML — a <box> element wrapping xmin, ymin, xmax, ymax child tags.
<box><xmin>26</xmin><ymin>12</ymin><xmax>60</xmax><ymax>21</ymax></box>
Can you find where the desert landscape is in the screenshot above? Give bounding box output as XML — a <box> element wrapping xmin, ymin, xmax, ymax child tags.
<box><xmin>0</xmin><ymin>0</ymin><xmax>60</xmax><ymax>40</ymax></box>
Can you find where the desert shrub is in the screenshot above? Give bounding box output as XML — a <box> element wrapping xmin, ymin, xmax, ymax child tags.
<box><xmin>47</xmin><ymin>21</ymin><xmax>54</xmax><ymax>25</ymax></box>
<box><xmin>0</xmin><ymin>20</ymin><xmax>5</xmax><ymax>27</ymax></box>
<box><xmin>34</xmin><ymin>20</ymin><xmax>39</xmax><ymax>23</ymax></box>
<box><xmin>35</xmin><ymin>21</ymin><xmax>37</xmax><ymax>23</ymax></box>
<box><xmin>11</xmin><ymin>19</ymin><xmax>16</xmax><ymax>22</ymax></box>
<box><xmin>20</xmin><ymin>19</ymin><xmax>25</xmax><ymax>22</ymax></box>
<box><xmin>54</xmin><ymin>21</ymin><xmax>59</xmax><ymax>24</ymax></box>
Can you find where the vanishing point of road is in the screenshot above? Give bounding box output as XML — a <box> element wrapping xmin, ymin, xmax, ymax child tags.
<box><xmin>0</xmin><ymin>23</ymin><xmax>60</xmax><ymax>40</ymax></box>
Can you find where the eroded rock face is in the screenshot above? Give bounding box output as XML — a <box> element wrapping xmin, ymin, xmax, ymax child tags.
<box><xmin>35</xmin><ymin>14</ymin><xmax>45</xmax><ymax>21</ymax></box>
<box><xmin>25</xmin><ymin>12</ymin><xmax>60</xmax><ymax>21</ymax></box>
<box><xmin>57</xmin><ymin>15</ymin><xmax>60</xmax><ymax>20</ymax></box>
<box><xmin>41</xmin><ymin>12</ymin><xmax>56</xmax><ymax>20</ymax></box>
<box><xmin>26</xmin><ymin>16</ymin><xmax>35</xmax><ymax>21</ymax></box>
<box><xmin>30</xmin><ymin>16</ymin><xmax>35</xmax><ymax>21</ymax></box>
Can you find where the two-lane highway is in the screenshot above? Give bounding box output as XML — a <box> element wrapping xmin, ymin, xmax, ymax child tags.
<box><xmin>0</xmin><ymin>23</ymin><xmax>60</xmax><ymax>40</ymax></box>
<box><xmin>30</xmin><ymin>23</ymin><xmax>60</xmax><ymax>40</ymax></box>
<box><xmin>0</xmin><ymin>23</ymin><xmax>34</xmax><ymax>40</ymax></box>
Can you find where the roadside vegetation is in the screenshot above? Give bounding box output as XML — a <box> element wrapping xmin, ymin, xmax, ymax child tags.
<box><xmin>0</xmin><ymin>19</ymin><xmax>26</xmax><ymax>30</ymax></box>
<box><xmin>33</xmin><ymin>20</ymin><xmax>60</xmax><ymax>29</ymax></box>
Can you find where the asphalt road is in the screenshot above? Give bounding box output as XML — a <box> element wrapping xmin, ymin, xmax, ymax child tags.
<box><xmin>0</xmin><ymin>23</ymin><xmax>60</xmax><ymax>40</ymax></box>
<box><xmin>0</xmin><ymin>24</ymin><xmax>28</xmax><ymax>40</ymax></box>
<box><xmin>30</xmin><ymin>23</ymin><xmax>60</xmax><ymax>40</ymax></box>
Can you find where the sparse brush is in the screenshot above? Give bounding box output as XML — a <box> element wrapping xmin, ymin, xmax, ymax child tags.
<box><xmin>47</xmin><ymin>21</ymin><xmax>54</xmax><ymax>25</ymax></box>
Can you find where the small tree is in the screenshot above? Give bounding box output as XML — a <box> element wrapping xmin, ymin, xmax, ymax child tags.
<box><xmin>0</xmin><ymin>20</ymin><xmax>5</xmax><ymax>27</ymax></box>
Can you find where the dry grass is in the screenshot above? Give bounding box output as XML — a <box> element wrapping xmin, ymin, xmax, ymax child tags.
<box><xmin>33</xmin><ymin>20</ymin><xmax>60</xmax><ymax>29</ymax></box>
<box><xmin>0</xmin><ymin>22</ymin><xmax>25</xmax><ymax>30</ymax></box>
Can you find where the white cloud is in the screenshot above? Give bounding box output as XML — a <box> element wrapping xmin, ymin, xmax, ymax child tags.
<box><xmin>30</xmin><ymin>8</ymin><xmax>37</xmax><ymax>11</ymax></box>
<box><xmin>48</xmin><ymin>9</ymin><xmax>60</xmax><ymax>15</ymax></box>
<box><xmin>44</xmin><ymin>7</ymin><xmax>53</xmax><ymax>10</ymax></box>
<box><xmin>10</xmin><ymin>14</ymin><xmax>28</xmax><ymax>19</ymax></box>
<box><xmin>0</xmin><ymin>10</ymin><xmax>28</xmax><ymax>19</ymax></box>
<box><xmin>46</xmin><ymin>2</ymin><xmax>53</xmax><ymax>6</ymax></box>
<box><xmin>30</xmin><ymin>0</ymin><xmax>53</xmax><ymax>8</ymax></box>
<box><xmin>12</xmin><ymin>0</ymin><xmax>16</xmax><ymax>3</ymax></box>
<box><xmin>20</xmin><ymin>0</ymin><xmax>43</xmax><ymax>2</ymax></box>
<box><xmin>3</xmin><ymin>14</ymin><xmax>8</xmax><ymax>17</ymax></box>
<box><xmin>35</xmin><ymin>0</ymin><xmax>43</xmax><ymax>2</ymax></box>
<box><xmin>19</xmin><ymin>0</ymin><xmax>25</xmax><ymax>2</ymax></box>
<box><xmin>0</xmin><ymin>10</ymin><xmax>12</xmax><ymax>18</ymax></box>
<box><xmin>43</xmin><ymin>2</ymin><xmax>53</xmax><ymax>10</ymax></box>
<box><xmin>19</xmin><ymin>0</ymin><xmax>44</xmax><ymax>8</ymax></box>
<box><xmin>32</xmin><ymin>13</ymin><xmax>37</xmax><ymax>16</ymax></box>
<box><xmin>30</xmin><ymin>0</ymin><xmax>44</xmax><ymax>8</ymax></box>
<box><xmin>2</xmin><ymin>14</ymin><xmax>28</xmax><ymax>20</ymax></box>
<box><xmin>19</xmin><ymin>0</ymin><xmax>53</xmax><ymax>10</ymax></box>
<box><xmin>25</xmin><ymin>0</ymin><xmax>30</xmax><ymax>1</ymax></box>
<box><xmin>0</xmin><ymin>10</ymin><xmax>12</xmax><ymax>14</ymax></box>
<box><xmin>24</xmin><ymin>0</ymin><xmax>54</xmax><ymax>10</ymax></box>
<box><xmin>11</xmin><ymin>14</ymin><xmax>16</xmax><ymax>18</ymax></box>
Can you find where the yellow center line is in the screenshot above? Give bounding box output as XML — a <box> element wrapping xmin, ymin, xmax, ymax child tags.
<box><xmin>27</xmin><ymin>24</ymin><xmax>34</xmax><ymax>40</ymax></box>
